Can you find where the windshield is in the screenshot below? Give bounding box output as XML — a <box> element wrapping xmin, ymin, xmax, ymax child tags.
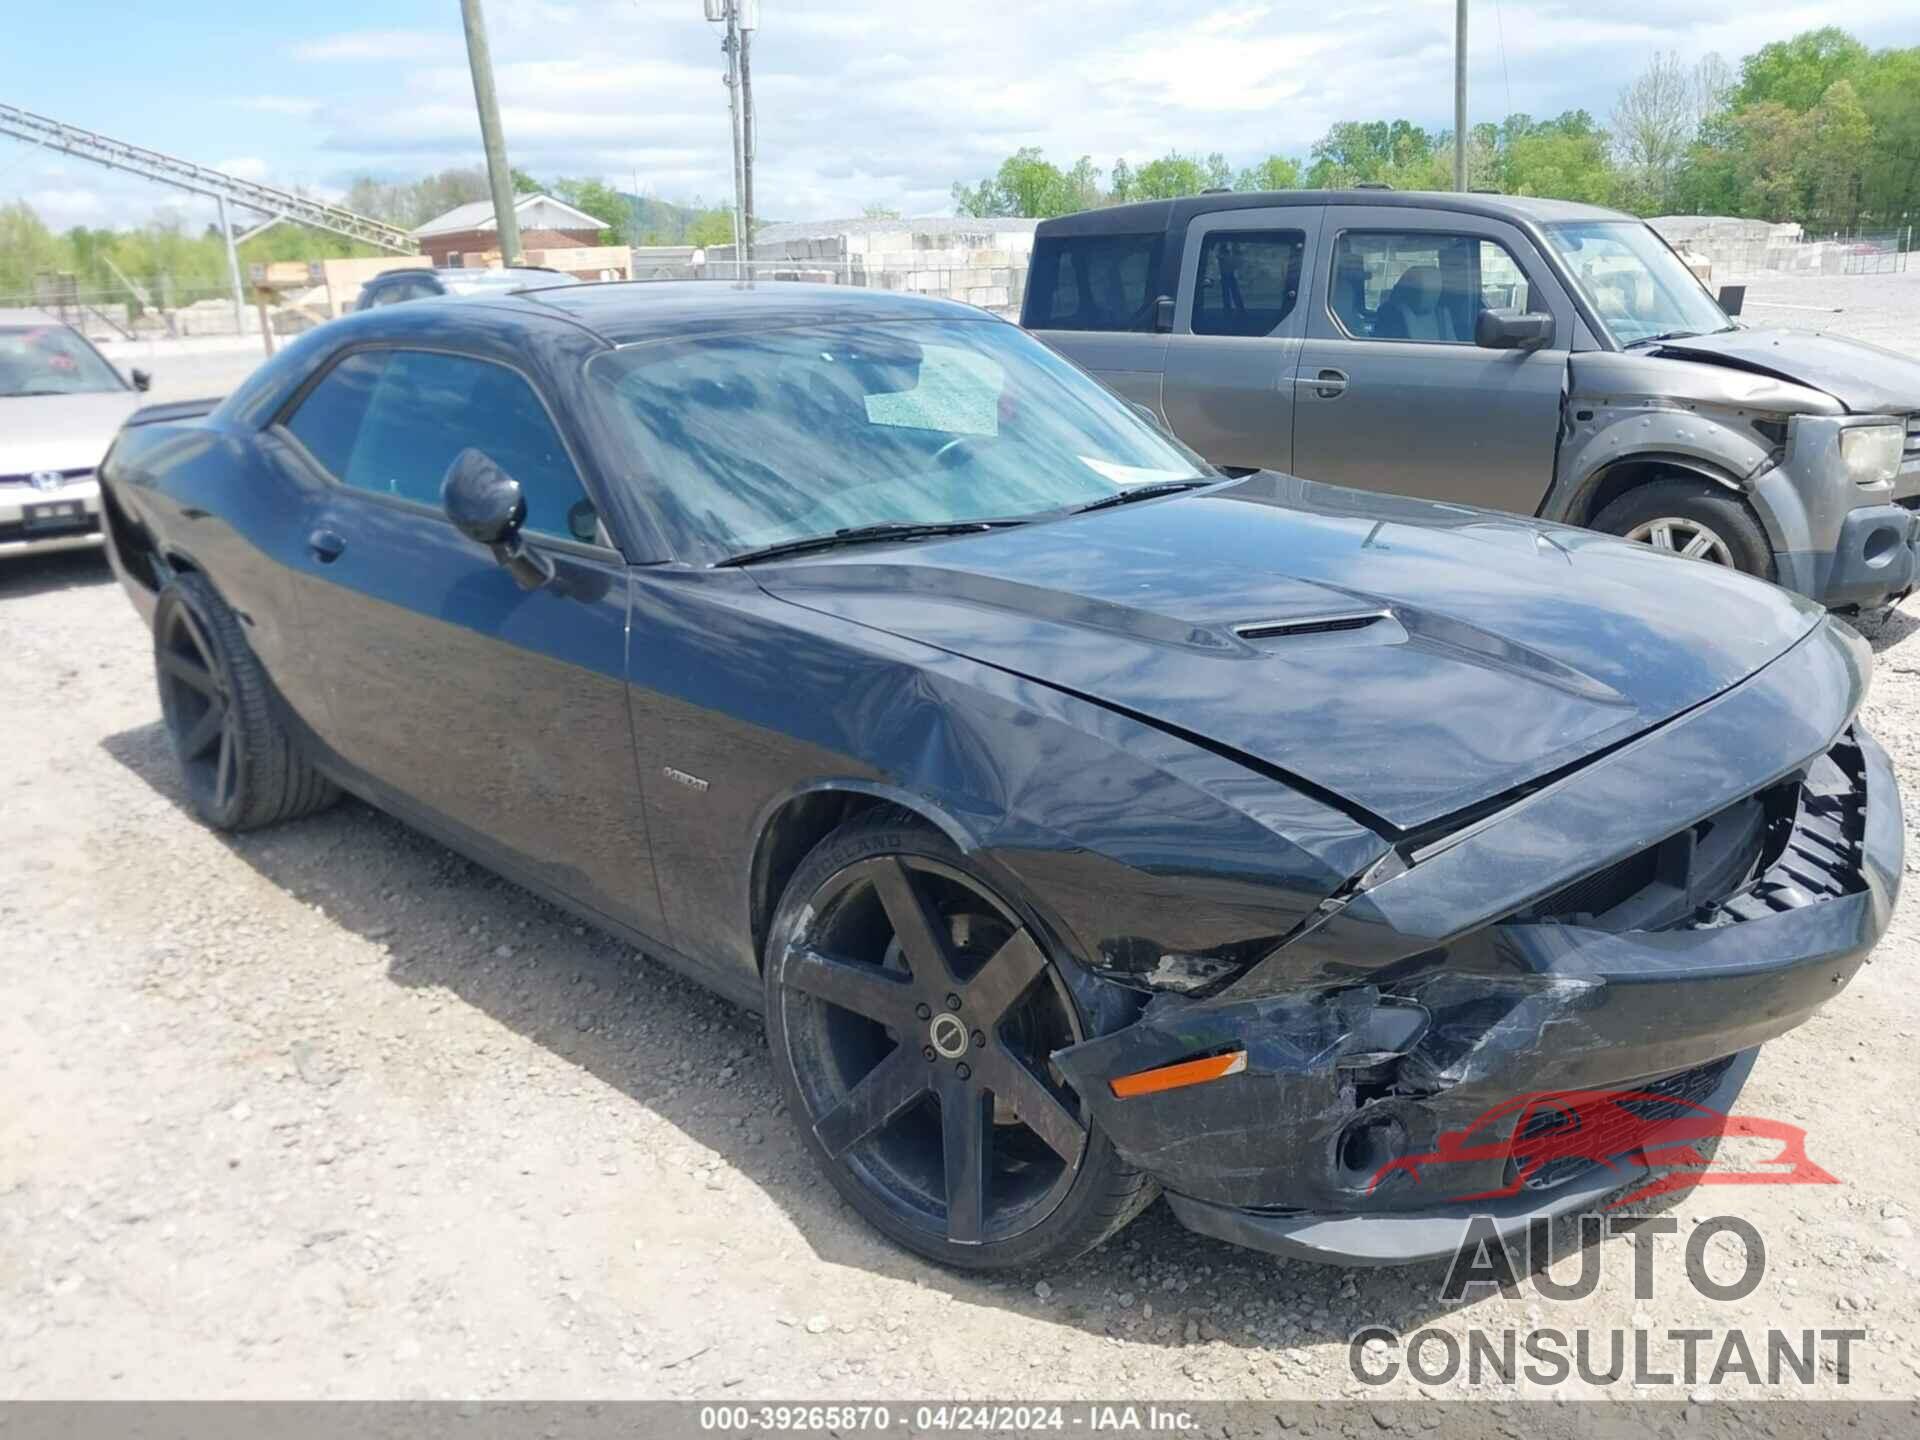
<box><xmin>1540</xmin><ymin>221</ymin><xmax>1731</xmax><ymax>346</ymax></box>
<box><xmin>586</xmin><ymin>319</ymin><xmax>1210</xmax><ymax>563</ymax></box>
<box><xmin>0</xmin><ymin>324</ymin><xmax>127</xmax><ymax>397</ymax></box>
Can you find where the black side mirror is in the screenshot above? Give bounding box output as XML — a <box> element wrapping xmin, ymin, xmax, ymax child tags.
<box><xmin>130</xmin><ymin>368</ymin><xmax>152</xmax><ymax>392</ymax></box>
<box><xmin>1152</xmin><ymin>296</ymin><xmax>1175</xmax><ymax>333</ymax></box>
<box><xmin>1717</xmin><ymin>284</ymin><xmax>1745</xmax><ymax>317</ymax></box>
<box><xmin>1475</xmin><ymin>310</ymin><xmax>1555</xmax><ymax>351</ymax></box>
<box><xmin>442</xmin><ymin>448</ymin><xmax>552</xmax><ymax>590</ymax></box>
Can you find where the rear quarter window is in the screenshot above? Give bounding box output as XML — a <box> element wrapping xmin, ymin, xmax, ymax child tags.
<box><xmin>1024</xmin><ymin>233</ymin><xmax>1165</xmax><ymax>333</ymax></box>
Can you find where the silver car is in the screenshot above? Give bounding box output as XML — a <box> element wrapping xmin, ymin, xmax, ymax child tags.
<box><xmin>1</xmin><ymin>310</ymin><xmax>151</xmax><ymax>558</ymax></box>
<box><xmin>1023</xmin><ymin>192</ymin><xmax>1920</xmax><ymax>609</ymax></box>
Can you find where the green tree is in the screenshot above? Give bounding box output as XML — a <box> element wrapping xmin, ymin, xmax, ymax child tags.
<box><xmin>511</xmin><ymin>167</ymin><xmax>545</xmax><ymax>195</ymax></box>
<box><xmin>862</xmin><ymin>202</ymin><xmax>902</xmax><ymax>219</ymax></box>
<box><xmin>0</xmin><ymin>201</ymin><xmax>63</xmax><ymax>294</ymax></box>
<box><xmin>1858</xmin><ymin>47</ymin><xmax>1920</xmax><ymax>226</ymax></box>
<box><xmin>1233</xmin><ymin>155</ymin><xmax>1302</xmax><ymax>192</ymax></box>
<box><xmin>1495</xmin><ymin>113</ymin><xmax>1615</xmax><ymax>204</ymax></box>
<box><xmin>1128</xmin><ymin>151</ymin><xmax>1230</xmax><ymax>200</ymax></box>
<box><xmin>686</xmin><ymin>209</ymin><xmax>736</xmax><ymax>248</ymax></box>
<box><xmin>1305</xmin><ymin>120</ymin><xmax>1436</xmax><ymax>187</ymax></box>
<box><xmin>1734</xmin><ymin>27</ymin><xmax>1870</xmax><ymax>112</ymax></box>
<box><xmin>1109</xmin><ymin>157</ymin><xmax>1134</xmax><ymax>204</ymax></box>
<box><xmin>950</xmin><ymin>147</ymin><xmax>1091</xmax><ymax>218</ymax></box>
<box><xmin>550</xmin><ymin>177</ymin><xmax>629</xmax><ymax>244</ymax></box>
<box><xmin>1804</xmin><ymin>80</ymin><xmax>1873</xmax><ymax>228</ymax></box>
<box><xmin>1728</xmin><ymin>101</ymin><xmax>1810</xmax><ymax>218</ymax></box>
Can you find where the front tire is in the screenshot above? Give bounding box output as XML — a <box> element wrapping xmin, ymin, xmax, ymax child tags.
<box><xmin>1593</xmin><ymin>478</ymin><xmax>1774</xmax><ymax>580</ymax></box>
<box><xmin>763</xmin><ymin>812</ymin><xmax>1154</xmax><ymax>1270</ymax></box>
<box><xmin>153</xmin><ymin>572</ymin><xmax>339</xmax><ymax>831</ymax></box>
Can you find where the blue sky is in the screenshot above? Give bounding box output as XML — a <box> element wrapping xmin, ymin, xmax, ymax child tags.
<box><xmin>4</xmin><ymin>0</ymin><xmax>1918</xmax><ymax>232</ymax></box>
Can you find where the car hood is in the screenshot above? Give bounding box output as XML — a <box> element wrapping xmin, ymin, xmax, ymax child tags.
<box><xmin>1653</xmin><ymin>328</ymin><xmax>1920</xmax><ymax>415</ymax></box>
<box><xmin>0</xmin><ymin>390</ymin><xmax>144</xmax><ymax>474</ymax></box>
<box><xmin>758</xmin><ymin>473</ymin><xmax>1825</xmax><ymax>834</ymax></box>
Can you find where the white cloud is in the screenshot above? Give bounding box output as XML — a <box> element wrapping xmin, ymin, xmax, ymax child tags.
<box><xmin>290</xmin><ymin>29</ymin><xmax>458</xmax><ymax>63</ymax></box>
<box><xmin>24</xmin><ymin>186</ymin><xmax>108</xmax><ymax>227</ymax></box>
<box><xmin>47</xmin><ymin>0</ymin><xmax>1920</xmax><ymax>229</ymax></box>
<box><xmin>227</xmin><ymin>96</ymin><xmax>323</xmax><ymax>118</ymax></box>
<box><xmin>215</xmin><ymin>156</ymin><xmax>270</xmax><ymax>181</ymax></box>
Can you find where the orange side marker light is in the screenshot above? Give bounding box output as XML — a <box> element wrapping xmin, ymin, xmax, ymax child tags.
<box><xmin>1109</xmin><ymin>1050</ymin><xmax>1248</xmax><ymax>1099</ymax></box>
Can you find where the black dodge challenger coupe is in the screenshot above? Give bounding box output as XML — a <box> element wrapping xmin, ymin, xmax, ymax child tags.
<box><xmin>98</xmin><ymin>281</ymin><xmax>1900</xmax><ymax>1270</ymax></box>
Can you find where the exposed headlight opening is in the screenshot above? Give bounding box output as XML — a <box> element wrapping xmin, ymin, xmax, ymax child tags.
<box><xmin>1839</xmin><ymin>423</ymin><xmax>1904</xmax><ymax>486</ymax></box>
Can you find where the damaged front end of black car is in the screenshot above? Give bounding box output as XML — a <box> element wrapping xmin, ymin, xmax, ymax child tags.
<box><xmin>1047</xmin><ymin>617</ymin><xmax>1896</xmax><ymax>1265</ymax></box>
<box><xmin>751</xmin><ymin>466</ymin><xmax>1901</xmax><ymax>1269</ymax></box>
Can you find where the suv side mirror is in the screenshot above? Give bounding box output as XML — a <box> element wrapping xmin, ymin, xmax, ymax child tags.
<box><xmin>1717</xmin><ymin>284</ymin><xmax>1745</xmax><ymax>317</ymax></box>
<box><xmin>442</xmin><ymin>447</ymin><xmax>552</xmax><ymax>590</ymax></box>
<box><xmin>1475</xmin><ymin>310</ymin><xmax>1554</xmax><ymax>351</ymax></box>
<box><xmin>1152</xmin><ymin>296</ymin><xmax>1175</xmax><ymax>333</ymax></box>
<box><xmin>130</xmin><ymin>368</ymin><xmax>152</xmax><ymax>392</ymax></box>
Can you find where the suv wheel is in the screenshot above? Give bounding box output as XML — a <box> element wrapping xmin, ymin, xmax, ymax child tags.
<box><xmin>1593</xmin><ymin>478</ymin><xmax>1774</xmax><ymax>579</ymax></box>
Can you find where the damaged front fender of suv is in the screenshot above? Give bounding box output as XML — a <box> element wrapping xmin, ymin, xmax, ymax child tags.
<box><xmin>1050</xmin><ymin>617</ymin><xmax>1900</xmax><ymax>1264</ymax></box>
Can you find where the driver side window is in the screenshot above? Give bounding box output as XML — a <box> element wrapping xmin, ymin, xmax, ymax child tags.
<box><xmin>283</xmin><ymin>349</ymin><xmax>598</xmax><ymax>543</ymax></box>
<box><xmin>1330</xmin><ymin>230</ymin><xmax>1541</xmax><ymax>344</ymax></box>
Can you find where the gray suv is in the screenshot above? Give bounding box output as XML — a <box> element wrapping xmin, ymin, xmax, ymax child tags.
<box><xmin>1022</xmin><ymin>191</ymin><xmax>1920</xmax><ymax>609</ymax></box>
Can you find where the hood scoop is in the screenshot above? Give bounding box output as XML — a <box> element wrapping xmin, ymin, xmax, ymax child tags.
<box><xmin>1234</xmin><ymin>609</ymin><xmax>1389</xmax><ymax>642</ymax></box>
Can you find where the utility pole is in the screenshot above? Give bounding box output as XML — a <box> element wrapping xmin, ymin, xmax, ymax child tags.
<box><xmin>707</xmin><ymin>1</ymin><xmax>755</xmax><ymax>275</ymax></box>
<box><xmin>738</xmin><ymin>2</ymin><xmax>757</xmax><ymax>268</ymax></box>
<box><xmin>723</xmin><ymin>5</ymin><xmax>746</xmax><ymax>270</ymax></box>
<box><xmin>215</xmin><ymin>194</ymin><xmax>245</xmax><ymax>338</ymax></box>
<box><xmin>461</xmin><ymin>0</ymin><xmax>523</xmax><ymax>265</ymax></box>
<box><xmin>1453</xmin><ymin>0</ymin><xmax>1469</xmax><ymax>192</ymax></box>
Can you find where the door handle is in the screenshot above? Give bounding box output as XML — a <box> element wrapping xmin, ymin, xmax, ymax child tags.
<box><xmin>1296</xmin><ymin>368</ymin><xmax>1349</xmax><ymax>399</ymax></box>
<box><xmin>308</xmin><ymin>528</ymin><xmax>347</xmax><ymax>563</ymax></box>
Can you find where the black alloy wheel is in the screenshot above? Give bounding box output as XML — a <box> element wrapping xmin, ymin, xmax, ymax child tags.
<box><xmin>765</xmin><ymin>814</ymin><xmax>1153</xmax><ymax>1269</ymax></box>
<box><xmin>156</xmin><ymin>591</ymin><xmax>241</xmax><ymax>818</ymax></box>
<box><xmin>153</xmin><ymin>572</ymin><xmax>338</xmax><ymax>831</ymax></box>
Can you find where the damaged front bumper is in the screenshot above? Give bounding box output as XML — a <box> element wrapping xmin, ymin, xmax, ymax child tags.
<box><xmin>1052</xmin><ymin>618</ymin><xmax>1900</xmax><ymax>1265</ymax></box>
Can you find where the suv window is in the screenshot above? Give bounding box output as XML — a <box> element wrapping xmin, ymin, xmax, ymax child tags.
<box><xmin>284</xmin><ymin>349</ymin><xmax>597</xmax><ymax>542</ymax></box>
<box><xmin>1027</xmin><ymin>234</ymin><xmax>1164</xmax><ymax>333</ymax></box>
<box><xmin>1191</xmin><ymin>229</ymin><xmax>1305</xmax><ymax>337</ymax></box>
<box><xmin>1329</xmin><ymin>230</ymin><xmax>1541</xmax><ymax>344</ymax></box>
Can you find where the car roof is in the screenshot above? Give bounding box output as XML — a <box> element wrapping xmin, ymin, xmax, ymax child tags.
<box><xmin>512</xmin><ymin>280</ymin><xmax>1001</xmax><ymax>345</ymax></box>
<box><xmin>1036</xmin><ymin>189</ymin><xmax>1634</xmax><ymax>237</ymax></box>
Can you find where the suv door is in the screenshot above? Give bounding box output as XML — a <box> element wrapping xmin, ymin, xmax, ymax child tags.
<box><xmin>1022</xmin><ymin>230</ymin><xmax>1168</xmax><ymax>412</ymax></box>
<box><xmin>270</xmin><ymin>343</ymin><xmax>667</xmax><ymax>938</ymax></box>
<box><xmin>1292</xmin><ymin>207</ymin><xmax>1572</xmax><ymax>516</ymax></box>
<box><xmin>1160</xmin><ymin>207</ymin><xmax>1322</xmax><ymax>471</ymax></box>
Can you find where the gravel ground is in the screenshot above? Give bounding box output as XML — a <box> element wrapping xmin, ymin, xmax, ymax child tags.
<box><xmin>5</xmin><ymin>294</ymin><xmax>1920</xmax><ymax>1405</ymax></box>
<box><xmin>1731</xmin><ymin>266</ymin><xmax>1920</xmax><ymax>353</ymax></box>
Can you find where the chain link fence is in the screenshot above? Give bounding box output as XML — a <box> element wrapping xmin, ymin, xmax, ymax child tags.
<box><xmin>1801</xmin><ymin>228</ymin><xmax>1913</xmax><ymax>276</ymax></box>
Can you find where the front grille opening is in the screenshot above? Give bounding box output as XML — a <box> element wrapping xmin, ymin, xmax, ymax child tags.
<box><xmin>1517</xmin><ymin>733</ymin><xmax>1866</xmax><ymax>934</ymax></box>
<box><xmin>1506</xmin><ymin>1055</ymin><xmax>1737</xmax><ymax>1193</ymax></box>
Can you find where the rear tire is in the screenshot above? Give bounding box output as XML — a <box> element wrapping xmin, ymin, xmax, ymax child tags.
<box><xmin>1592</xmin><ymin>478</ymin><xmax>1774</xmax><ymax>580</ymax></box>
<box><xmin>763</xmin><ymin>811</ymin><xmax>1155</xmax><ymax>1271</ymax></box>
<box><xmin>153</xmin><ymin>572</ymin><xmax>339</xmax><ymax>832</ymax></box>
